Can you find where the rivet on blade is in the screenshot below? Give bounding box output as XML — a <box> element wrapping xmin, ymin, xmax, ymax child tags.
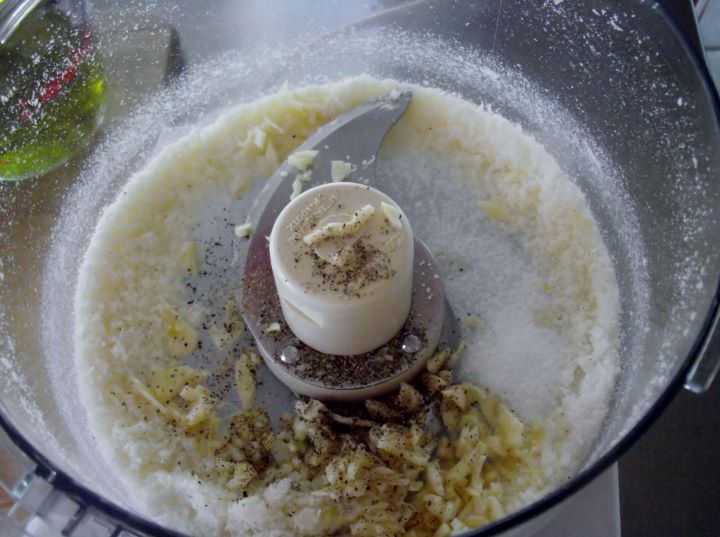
<box><xmin>401</xmin><ymin>334</ymin><xmax>422</xmax><ymax>354</ymax></box>
<box><xmin>280</xmin><ymin>345</ymin><xmax>299</xmax><ymax>364</ymax></box>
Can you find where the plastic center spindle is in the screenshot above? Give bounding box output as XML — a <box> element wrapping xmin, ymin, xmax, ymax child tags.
<box><xmin>269</xmin><ymin>182</ymin><xmax>414</xmax><ymax>356</ymax></box>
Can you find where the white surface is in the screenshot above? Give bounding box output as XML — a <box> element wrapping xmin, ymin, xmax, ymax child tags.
<box><xmin>270</xmin><ymin>182</ymin><xmax>414</xmax><ymax>356</ymax></box>
<box><xmin>536</xmin><ymin>465</ymin><xmax>621</xmax><ymax>537</ymax></box>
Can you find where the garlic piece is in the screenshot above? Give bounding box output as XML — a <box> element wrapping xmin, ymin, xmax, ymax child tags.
<box><xmin>235</xmin><ymin>353</ymin><xmax>258</xmax><ymax>410</ymax></box>
<box><xmin>381</xmin><ymin>201</ymin><xmax>403</xmax><ymax>230</ymax></box>
<box><xmin>330</xmin><ymin>160</ymin><xmax>354</xmax><ymax>182</ymax></box>
<box><xmin>253</xmin><ymin>127</ymin><xmax>267</xmax><ymax>150</ymax></box>
<box><xmin>234</xmin><ymin>223</ymin><xmax>254</xmax><ymax>239</ymax></box>
<box><xmin>287</xmin><ymin>150</ymin><xmax>319</xmax><ymax>171</ymax></box>
<box><xmin>303</xmin><ymin>204</ymin><xmax>375</xmax><ymax>246</ymax></box>
<box><xmin>264</xmin><ymin>322</ymin><xmax>282</xmax><ymax>334</ymax></box>
<box><xmin>290</xmin><ymin>170</ymin><xmax>313</xmax><ymax>201</ymax></box>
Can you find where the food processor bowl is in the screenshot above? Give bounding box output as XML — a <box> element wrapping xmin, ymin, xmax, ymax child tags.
<box><xmin>1</xmin><ymin>0</ymin><xmax>719</xmax><ymax>536</ymax></box>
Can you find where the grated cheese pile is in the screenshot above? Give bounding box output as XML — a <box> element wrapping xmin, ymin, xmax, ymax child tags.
<box><xmin>74</xmin><ymin>76</ymin><xmax>619</xmax><ymax>536</ymax></box>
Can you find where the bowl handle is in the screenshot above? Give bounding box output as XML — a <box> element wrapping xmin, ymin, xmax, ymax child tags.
<box><xmin>694</xmin><ymin>0</ymin><xmax>710</xmax><ymax>19</ymax></box>
<box><xmin>685</xmin><ymin>307</ymin><xmax>720</xmax><ymax>393</ymax></box>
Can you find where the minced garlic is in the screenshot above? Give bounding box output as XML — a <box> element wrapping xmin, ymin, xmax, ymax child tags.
<box><xmin>303</xmin><ymin>204</ymin><xmax>376</xmax><ymax>245</ymax></box>
<box><xmin>330</xmin><ymin>160</ymin><xmax>354</xmax><ymax>182</ymax></box>
<box><xmin>287</xmin><ymin>150</ymin><xmax>319</xmax><ymax>171</ymax></box>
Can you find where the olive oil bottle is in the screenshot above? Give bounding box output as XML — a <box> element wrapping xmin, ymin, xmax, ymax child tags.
<box><xmin>1</xmin><ymin>0</ymin><xmax>105</xmax><ymax>181</ymax></box>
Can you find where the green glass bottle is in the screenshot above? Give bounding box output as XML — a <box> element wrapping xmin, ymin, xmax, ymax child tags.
<box><xmin>0</xmin><ymin>0</ymin><xmax>106</xmax><ymax>181</ymax></box>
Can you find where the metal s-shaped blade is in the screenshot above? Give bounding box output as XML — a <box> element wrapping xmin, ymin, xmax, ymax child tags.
<box><xmin>247</xmin><ymin>91</ymin><xmax>412</xmax><ymax>237</ymax></box>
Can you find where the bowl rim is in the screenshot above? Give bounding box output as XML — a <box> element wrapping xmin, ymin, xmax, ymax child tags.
<box><xmin>1</xmin><ymin>1</ymin><xmax>719</xmax><ymax>535</ymax></box>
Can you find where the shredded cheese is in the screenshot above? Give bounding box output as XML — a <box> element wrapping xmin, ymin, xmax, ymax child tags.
<box><xmin>303</xmin><ymin>204</ymin><xmax>375</xmax><ymax>246</ymax></box>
